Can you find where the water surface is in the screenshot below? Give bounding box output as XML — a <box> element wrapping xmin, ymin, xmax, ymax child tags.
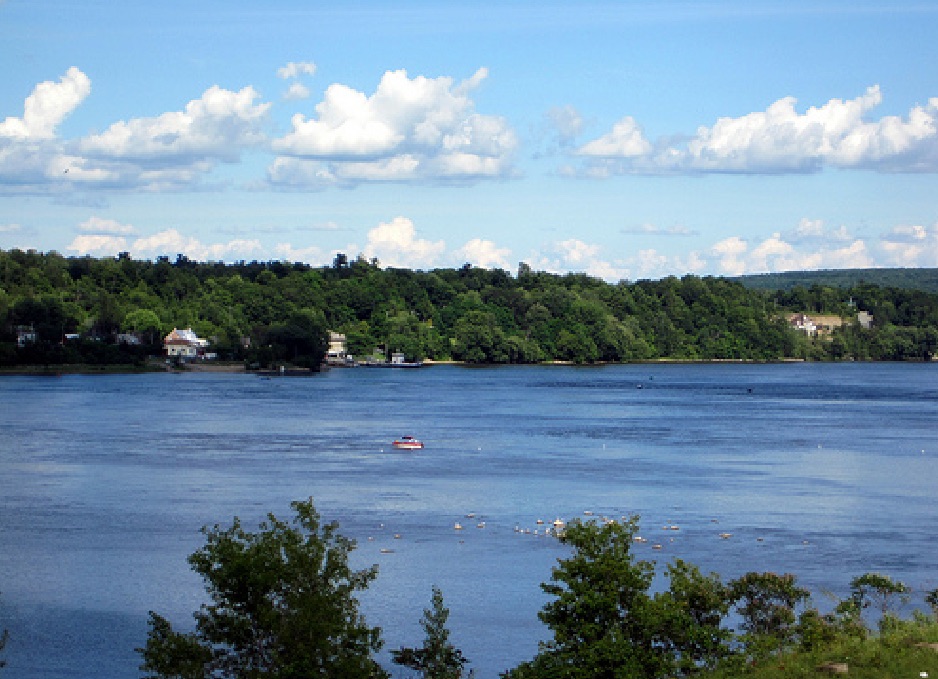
<box><xmin>1</xmin><ymin>363</ymin><xmax>936</xmax><ymax>677</ymax></box>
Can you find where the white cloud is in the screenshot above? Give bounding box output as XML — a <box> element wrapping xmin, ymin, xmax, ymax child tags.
<box><xmin>283</xmin><ymin>82</ymin><xmax>311</xmax><ymax>101</ymax></box>
<box><xmin>127</xmin><ymin>228</ymin><xmax>264</xmax><ymax>261</ymax></box>
<box><xmin>708</xmin><ymin>227</ymin><xmax>874</xmax><ymax>275</ymax></box>
<box><xmin>278</xmin><ymin>61</ymin><xmax>317</xmax><ymax>80</ymax></box>
<box><xmin>621</xmin><ymin>223</ymin><xmax>698</xmax><ymax>237</ymax></box>
<box><xmin>270</xmin><ymin>68</ymin><xmax>517</xmax><ymax>186</ymax></box>
<box><xmin>273</xmin><ymin>242</ymin><xmax>327</xmax><ymax>263</ymax></box>
<box><xmin>80</xmin><ymin>85</ymin><xmax>270</xmax><ymax>163</ymax></box>
<box><xmin>546</xmin><ymin>105</ymin><xmax>585</xmax><ymax>148</ymax></box>
<box><xmin>879</xmin><ymin>222</ymin><xmax>938</xmax><ymax>266</ymax></box>
<box><xmin>710</xmin><ymin>236</ymin><xmax>749</xmax><ymax>276</ymax></box>
<box><xmin>530</xmin><ymin>238</ymin><xmax>626</xmax><ymax>281</ymax></box>
<box><xmin>0</xmin><ymin>223</ymin><xmax>22</xmax><ymax>233</ymax></box>
<box><xmin>576</xmin><ymin>116</ymin><xmax>652</xmax><ymax>158</ymax></box>
<box><xmin>0</xmin><ymin>67</ymin><xmax>90</xmax><ymax>140</ymax></box>
<box><xmin>793</xmin><ymin>217</ymin><xmax>825</xmax><ymax>239</ymax></box>
<box><xmin>362</xmin><ymin>216</ymin><xmax>446</xmax><ymax>269</ymax></box>
<box><xmin>455</xmin><ymin>238</ymin><xmax>512</xmax><ymax>269</ymax></box>
<box><xmin>67</xmin><ymin>234</ymin><xmax>128</xmax><ymax>256</ymax></box>
<box><xmin>574</xmin><ymin>86</ymin><xmax>938</xmax><ymax>174</ymax></box>
<box><xmin>78</xmin><ymin>216</ymin><xmax>136</xmax><ymax>235</ymax></box>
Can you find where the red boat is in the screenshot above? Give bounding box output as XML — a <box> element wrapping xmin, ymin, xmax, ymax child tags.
<box><xmin>392</xmin><ymin>436</ymin><xmax>424</xmax><ymax>450</ymax></box>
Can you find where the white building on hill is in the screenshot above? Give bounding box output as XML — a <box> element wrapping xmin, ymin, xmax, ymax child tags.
<box><xmin>163</xmin><ymin>327</ymin><xmax>210</xmax><ymax>359</ymax></box>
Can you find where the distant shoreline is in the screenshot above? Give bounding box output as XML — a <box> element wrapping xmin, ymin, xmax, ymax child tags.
<box><xmin>5</xmin><ymin>356</ymin><xmax>938</xmax><ymax>377</ymax></box>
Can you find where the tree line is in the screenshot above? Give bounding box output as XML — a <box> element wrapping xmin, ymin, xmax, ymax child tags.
<box><xmin>2</xmin><ymin>249</ymin><xmax>937</xmax><ymax>368</ymax></box>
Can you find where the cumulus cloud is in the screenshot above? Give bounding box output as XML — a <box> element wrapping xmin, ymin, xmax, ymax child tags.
<box><xmin>455</xmin><ymin>238</ymin><xmax>512</xmax><ymax>270</ymax></box>
<box><xmin>708</xmin><ymin>227</ymin><xmax>873</xmax><ymax>275</ymax></box>
<box><xmin>577</xmin><ymin>116</ymin><xmax>652</xmax><ymax>158</ymax></box>
<box><xmin>126</xmin><ymin>228</ymin><xmax>262</xmax><ymax>261</ymax></box>
<box><xmin>0</xmin><ymin>69</ymin><xmax>274</xmax><ymax>194</ymax></box>
<box><xmin>573</xmin><ymin>86</ymin><xmax>938</xmax><ymax>175</ymax></box>
<box><xmin>0</xmin><ymin>68</ymin><xmax>94</xmax><ymax>194</ymax></box>
<box><xmin>283</xmin><ymin>82</ymin><xmax>311</xmax><ymax>101</ymax></box>
<box><xmin>0</xmin><ymin>67</ymin><xmax>90</xmax><ymax>140</ymax></box>
<box><xmin>80</xmin><ymin>85</ymin><xmax>269</xmax><ymax>163</ymax></box>
<box><xmin>67</xmin><ymin>84</ymin><xmax>272</xmax><ymax>190</ymax></box>
<box><xmin>880</xmin><ymin>222</ymin><xmax>938</xmax><ymax>266</ymax></box>
<box><xmin>273</xmin><ymin>242</ymin><xmax>327</xmax><ymax>263</ymax></box>
<box><xmin>529</xmin><ymin>238</ymin><xmax>626</xmax><ymax>281</ymax></box>
<box><xmin>67</xmin><ymin>233</ymin><xmax>128</xmax><ymax>256</ymax></box>
<box><xmin>269</xmin><ymin>68</ymin><xmax>518</xmax><ymax>187</ymax></box>
<box><xmin>277</xmin><ymin>61</ymin><xmax>317</xmax><ymax>80</ymax></box>
<box><xmin>78</xmin><ymin>216</ymin><xmax>136</xmax><ymax>235</ymax></box>
<box><xmin>362</xmin><ymin>216</ymin><xmax>446</xmax><ymax>269</ymax></box>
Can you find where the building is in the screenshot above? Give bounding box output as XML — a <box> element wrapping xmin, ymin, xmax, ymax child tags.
<box><xmin>163</xmin><ymin>327</ymin><xmax>210</xmax><ymax>359</ymax></box>
<box><xmin>857</xmin><ymin>310</ymin><xmax>873</xmax><ymax>329</ymax></box>
<box><xmin>16</xmin><ymin>325</ymin><xmax>36</xmax><ymax>347</ymax></box>
<box><xmin>326</xmin><ymin>332</ymin><xmax>351</xmax><ymax>365</ymax></box>
<box><xmin>788</xmin><ymin>311</ymin><xmax>873</xmax><ymax>336</ymax></box>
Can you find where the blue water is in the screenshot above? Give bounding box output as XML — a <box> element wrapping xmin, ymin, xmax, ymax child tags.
<box><xmin>1</xmin><ymin>363</ymin><xmax>937</xmax><ymax>678</ymax></box>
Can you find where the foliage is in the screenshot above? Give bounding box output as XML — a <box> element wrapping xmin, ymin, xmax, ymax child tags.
<box><xmin>505</xmin><ymin>517</ymin><xmax>733</xmax><ymax>679</ymax></box>
<box><xmin>655</xmin><ymin>559</ymin><xmax>733</xmax><ymax>674</ymax></box>
<box><xmin>2</xmin><ymin>249</ymin><xmax>937</xmax><ymax>367</ymax></box>
<box><xmin>736</xmin><ymin>267</ymin><xmax>938</xmax><ymax>294</ymax></box>
<box><xmin>138</xmin><ymin>498</ymin><xmax>387</xmax><ymax>679</ymax></box>
<box><xmin>842</xmin><ymin>572</ymin><xmax>911</xmax><ymax>630</ymax></box>
<box><xmin>701</xmin><ymin>614</ymin><xmax>938</xmax><ymax>679</ymax></box>
<box><xmin>728</xmin><ymin>572</ymin><xmax>811</xmax><ymax>659</ymax></box>
<box><xmin>392</xmin><ymin>586</ymin><xmax>469</xmax><ymax>679</ymax></box>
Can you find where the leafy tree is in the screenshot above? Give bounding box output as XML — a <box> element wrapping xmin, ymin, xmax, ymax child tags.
<box><xmin>654</xmin><ymin>559</ymin><xmax>732</xmax><ymax>674</ymax></box>
<box><xmin>843</xmin><ymin>572</ymin><xmax>911</xmax><ymax>630</ymax></box>
<box><xmin>728</xmin><ymin>571</ymin><xmax>809</xmax><ymax>658</ymax></box>
<box><xmin>505</xmin><ymin>517</ymin><xmax>671</xmax><ymax>679</ymax></box>
<box><xmin>123</xmin><ymin>308</ymin><xmax>163</xmax><ymax>345</ymax></box>
<box><xmin>925</xmin><ymin>587</ymin><xmax>938</xmax><ymax>619</ymax></box>
<box><xmin>138</xmin><ymin>498</ymin><xmax>387</xmax><ymax>679</ymax></box>
<box><xmin>392</xmin><ymin>586</ymin><xmax>469</xmax><ymax>679</ymax></box>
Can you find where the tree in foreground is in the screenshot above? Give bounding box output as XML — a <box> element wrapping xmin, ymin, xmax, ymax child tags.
<box><xmin>392</xmin><ymin>586</ymin><xmax>469</xmax><ymax>679</ymax></box>
<box><xmin>506</xmin><ymin>517</ymin><xmax>679</xmax><ymax>679</ymax></box>
<box><xmin>728</xmin><ymin>571</ymin><xmax>810</xmax><ymax>660</ymax></box>
<box><xmin>138</xmin><ymin>498</ymin><xmax>387</xmax><ymax>679</ymax></box>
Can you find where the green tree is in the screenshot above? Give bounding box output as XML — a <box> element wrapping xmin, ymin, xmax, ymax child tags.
<box><xmin>505</xmin><ymin>517</ymin><xmax>671</xmax><ymax>679</ymax></box>
<box><xmin>842</xmin><ymin>572</ymin><xmax>911</xmax><ymax>630</ymax></box>
<box><xmin>138</xmin><ymin>498</ymin><xmax>387</xmax><ymax>679</ymax></box>
<box><xmin>123</xmin><ymin>308</ymin><xmax>163</xmax><ymax>345</ymax></box>
<box><xmin>392</xmin><ymin>586</ymin><xmax>469</xmax><ymax>679</ymax></box>
<box><xmin>654</xmin><ymin>559</ymin><xmax>732</xmax><ymax>674</ymax></box>
<box><xmin>728</xmin><ymin>571</ymin><xmax>809</xmax><ymax>658</ymax></box>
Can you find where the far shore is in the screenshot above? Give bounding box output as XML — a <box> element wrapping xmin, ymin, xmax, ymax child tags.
<box><xmin>6</xmin><ymin>355</ymin><xmax>938</xmax><ymax>377</ymax></box>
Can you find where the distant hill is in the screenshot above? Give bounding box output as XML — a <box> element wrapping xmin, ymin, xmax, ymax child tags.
<box><xmin>734</xmin><ymin>268</ymin><xmax>938</xmax><ymax>293</ymax></box>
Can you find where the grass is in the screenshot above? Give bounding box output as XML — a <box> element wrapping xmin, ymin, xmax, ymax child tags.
<box><xmin>704</xmin><ymin>616</ymin><xmax>938</xmax><ymax>679</ymax></box>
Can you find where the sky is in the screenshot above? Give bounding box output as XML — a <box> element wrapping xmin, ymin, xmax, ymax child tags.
<box><xmin>2</xmin><ymin>0</ymin><xmax>938</xmax><ymax>281</ymax></box>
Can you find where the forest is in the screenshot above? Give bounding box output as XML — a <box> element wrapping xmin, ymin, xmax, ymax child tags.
<box><xmin>2</xmin><ymin>248</ymin><xmax>937</xmax><ymax>369</ymax></box>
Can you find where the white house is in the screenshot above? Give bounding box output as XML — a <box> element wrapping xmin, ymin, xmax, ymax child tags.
<box><xmin>163</xmin><ymin>327</ymin><xmax>210</xmax><ymax>359</ymax></box>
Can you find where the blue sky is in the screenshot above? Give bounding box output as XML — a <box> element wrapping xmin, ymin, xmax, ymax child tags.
<box><xmin>2</xmin><ymin>1</ymin><xmax>937</xmax><ymax>280</ymax></box>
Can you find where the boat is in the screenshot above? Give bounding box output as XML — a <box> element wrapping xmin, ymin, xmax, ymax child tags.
<box><xmin>392</xmin><ymin>436</ymin><xmax>424</xmax><ymax>450</ymax></box>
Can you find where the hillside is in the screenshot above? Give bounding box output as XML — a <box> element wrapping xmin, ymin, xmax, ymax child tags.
<box><xmin>735</xmin><ymin>268</ymin><xmax>938</xmax><ymax>293</ymax></box>
<box><xmin>2</xmin><ymin>249</ymin><xmax>937</xmax><ymax>367</ymax></box>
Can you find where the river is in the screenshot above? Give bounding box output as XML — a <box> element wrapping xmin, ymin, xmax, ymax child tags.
<box><xmin>1</xmin><ymin>363</ymin><xmax>936</xmax><ymax>677</ymax></box>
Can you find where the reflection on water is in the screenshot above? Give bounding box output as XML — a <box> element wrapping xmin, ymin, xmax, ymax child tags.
<box><xmin>1</xmin><ymin>363</ymin><xmax>937</xmax><ymax>678</ymax></box>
